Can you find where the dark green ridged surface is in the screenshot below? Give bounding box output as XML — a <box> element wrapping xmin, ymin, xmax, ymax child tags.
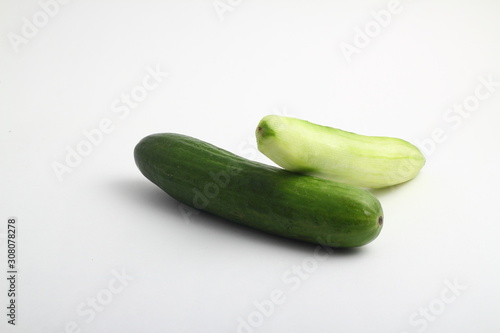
<box><xmin>134</xmin><ymin>133</ymin><xmax>383</xmax><ymax>247</ymax></box>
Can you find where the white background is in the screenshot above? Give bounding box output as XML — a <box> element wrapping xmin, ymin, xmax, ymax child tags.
<box><xmin>2</xmin><ymin>1</ymin><xmax>500</xmax><ymax>332</ymax></box>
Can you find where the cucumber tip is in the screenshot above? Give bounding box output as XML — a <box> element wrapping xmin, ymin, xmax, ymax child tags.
<box><xmin>378</xmin><ymin>216</ymin><xmax>383</xmax><ymax>227</ymax></box>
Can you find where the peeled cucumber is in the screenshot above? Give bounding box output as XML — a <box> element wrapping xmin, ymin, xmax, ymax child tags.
<box><xmin>256</xmin><ymin>115</ymin><xmax>425</xmax><ymax>188</ymax></box>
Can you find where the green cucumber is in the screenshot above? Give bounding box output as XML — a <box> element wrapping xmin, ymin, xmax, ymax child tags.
<box><xmin>134</xmin><ymin>133</ymin><xmax>383</xmax><ymax>248</ymax></box>
<box><xmin>256</xmin><ymin>115</ymin><xmax>425</xmax><ymax>188</ymax></box>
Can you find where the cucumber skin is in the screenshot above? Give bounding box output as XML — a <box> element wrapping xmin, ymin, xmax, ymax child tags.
<box><xmin>256</xmin><ymin>115</ymin><xmax>426</xmax><ymax>189</ymax></box>
<box><xmin>134</xmin><ymin>133</ymin><xmax>383</xmax><ymax>248</ymax></box>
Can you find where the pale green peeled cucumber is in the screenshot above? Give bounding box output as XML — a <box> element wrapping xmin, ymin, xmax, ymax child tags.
<box><xmin>256</xmin><ymin>115</ymin><xmax>425</xmax><ymax>188</ymax></box>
